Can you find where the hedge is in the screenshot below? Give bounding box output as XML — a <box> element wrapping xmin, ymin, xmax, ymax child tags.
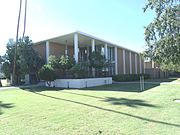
<box><xmin>112</xmin><ymin>74</ymin><xmax>150</xmax><ymax>82</ymax></box>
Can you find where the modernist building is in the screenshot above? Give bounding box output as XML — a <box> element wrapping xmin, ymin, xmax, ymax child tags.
<box><xmin>145</xmin><ymin>61</ymin><xmax>168</xmax><ymax>78</ymax></box>
<box><xmin>33</xmin><ymin>31</ymin><xmax>144</xmax><ymax>76</ymax></box>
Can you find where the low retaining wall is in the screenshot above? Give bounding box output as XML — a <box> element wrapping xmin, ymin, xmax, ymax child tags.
<box><xmin>46</xmin><ymin>77</ymin><xmax>112</xmax><ymax>88</ymax></box>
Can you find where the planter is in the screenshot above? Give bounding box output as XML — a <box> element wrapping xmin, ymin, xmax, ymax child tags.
<box><xmin>46</xmin><ymin>77</ymin><xmax>112</xmax><ymax>88</ymax></box>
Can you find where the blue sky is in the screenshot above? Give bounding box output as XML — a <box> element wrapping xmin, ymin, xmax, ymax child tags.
<box><xmin>0</xmin><ymin>0</ymin><xmax>154</xmax><ymax>55</ymax></box>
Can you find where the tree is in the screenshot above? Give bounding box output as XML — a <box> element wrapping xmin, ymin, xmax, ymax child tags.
<box><xmin>38</xmin><ymin>65</ymin><xmax>56</xmax><ymax>86</ymax></box>
<box><xmin>17</xmin><ymin>37</ymin><xmax>44</xmax><ymax>76</ymax></box>
<box><xmin>0</xmin><ymin>56</ymin><xmax>2</xmax><ymax>87</ymax></box>
<box><xmin>1</xmin><ymin>37</ymin><xmax>44</xmax><ymax>84</ymax></box>
<box><xmin>143</xmin><ymin>0</ymin><xmax>180</xmax><ymax>71</ymax></box>
<box><xmin>89</xmin><ymin>51</ymin><xmax>108</xmax><ymax>77</ymax></box>
<box><xmin>70</xmin><ymin>63</ymin><xmax>88</xmax><ymax>78</ymax></box>
<box><xmin>59</xmin><ymin>55</ymin><xmax>74</xmax><ymax>72</ymax></box>
<box><xmin>13</xmin><ymin>0</ymin><xmax>23</xmax><ymax>85</ymax></box>
<box><xmin>48</xmin><ymin>55</ymin><xmax>60</xmax><ymax>69</ymax></box>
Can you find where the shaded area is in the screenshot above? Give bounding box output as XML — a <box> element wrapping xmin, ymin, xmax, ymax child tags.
<box><xmin>145</xmin><ymin>78</ymin><xmax>177</xmax><ymax>83</ymax></box>
<box><xmin>103</xmin><ymin>97</ymin><xmax>159</xmax><ymax>108</ymax></box>
<box><xmin>20</xmin><ymin>86</ymin><xmax>64</xmax><ymax>92</ymax></box>
<box><xmin>26</xmin><ymin>91</ymin><xmax>180</xmax><ymax>128</ymax></box>
<box><xmin>81</xmin><ymin>83</ymin><xmax>160</xmax><ymax>92</ymax></box>
<box><xmin>20</xmin><ymin>78</ymin><xmax>177</xmax><ymax>93</ymax></box>
<box><xmin>0</xmin><ymin>101</ymin><xmax>15</xmax><ymax>115</ymax></box>
<box><xmin>60</xmin><ymin>91</ymin><xmax>104</xmax><ymax>100</ymax></box>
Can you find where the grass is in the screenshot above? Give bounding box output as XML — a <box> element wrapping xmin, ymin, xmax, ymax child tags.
<box><xmin>0</xmin><ymin>79</ymin><xmax>180</xmax><ymax>135</ymax></box>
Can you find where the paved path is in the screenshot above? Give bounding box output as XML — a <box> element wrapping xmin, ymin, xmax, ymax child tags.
<box><xmin>113</xmin><ymin>81</ymin><xmax>180</xmax><ymax>85</ymax></box>
<box><xmin>0</xmin><ymin>86</ymin><xmax>17</xmax><ymax>91</ymax></box>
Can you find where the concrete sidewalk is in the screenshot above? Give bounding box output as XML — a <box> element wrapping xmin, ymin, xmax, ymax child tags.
<box><xmin>0</xmin><ymin>86</ymin><xmax>17</xmax><ymax>91</ymax></box>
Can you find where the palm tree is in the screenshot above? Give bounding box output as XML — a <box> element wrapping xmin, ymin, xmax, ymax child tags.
<box><xmin>12</xmin><ymin>0</ymin><xmax>27</xmax><ymax>85</ymax></box>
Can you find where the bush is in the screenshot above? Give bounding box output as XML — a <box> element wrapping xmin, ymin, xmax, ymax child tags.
<box><xmin>38</xmin><ymin>64</ymin><xmax>56</xmax><ymax>86</ymax></box>
<box><xmin>69</xmin><ymin>63</ymin><xmax>88</xmax><ymax>79</ymax></box>
<box><xmin>112</xmin><ymin>74</ymin><xmax>150</xmax><ymax>82</ymax></box>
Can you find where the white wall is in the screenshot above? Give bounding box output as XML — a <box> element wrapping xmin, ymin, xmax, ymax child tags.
<box><xmin>46</xmin><ymin>77</ymin><xmax>112</xmax><ymax>88</ymax></box>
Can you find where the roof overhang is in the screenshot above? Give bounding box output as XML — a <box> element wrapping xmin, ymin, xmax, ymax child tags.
<box><xmin>34</xmin><ymin>31</ymin><xmax>139</xmax><ymax>53</ymax></box>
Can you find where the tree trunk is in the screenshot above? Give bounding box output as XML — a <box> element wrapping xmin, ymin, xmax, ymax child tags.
<box><xmin>0</xmin><ymin>79</ymin><xmax>2</xmax><ymax>87</ymax></box>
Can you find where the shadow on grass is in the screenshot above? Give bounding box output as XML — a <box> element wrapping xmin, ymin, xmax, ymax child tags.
<box><xmin>80</xmin><ymin>83</ymin><xmax>160</xmax><ymax>92</ymax></box>
<box><xmin>0</xmin><ymin>101</ymin><xmax>15</xmax><ymax>115</ymax></box>
<box><xmin>145</xmin><ymin>78</ymin><xmax>177</xmax><ymax>83</ymax></box>
<box><xmin>25</xmin><ymin>90</ymin><xmax>180</xmax><ymax>128</ymax></box>
<box><xmin>103</xmin><ymin>97</ymin><xmax>159</xmax><ymax>108</ymax></box>
<box><xmin>20</xmin><ymin>86</ymin><xmax>64</xmax><ymax>92</ymax></box>
<box><xmin>60</xmin><ymin>91</ymin><xmax>105</xmax><ymax>99</ymax></box>
<box><xmin>59</xmin><ymin>91</ymin><xmax>159</xmax><ymax>108</ymax></box>
<box><xmin>20</xmin><ymin>78</ymin><xmax>177</xmax><ymax>93</ymax></box>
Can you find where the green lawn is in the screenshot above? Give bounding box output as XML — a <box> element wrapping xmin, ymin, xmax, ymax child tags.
<box><xmin>0</xmin><ymin>79</ymin><xmax>180</xmax><ymax>135</ymax></box>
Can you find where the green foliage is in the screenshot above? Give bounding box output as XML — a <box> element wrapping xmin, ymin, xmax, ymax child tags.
<box><xmin>48</xmin><ymin>55</ymin><xmax>60</xmax><ymax>69</ymax></box>
<box><xmin>1</xmin><ymin>62</ymin><xmax>11</xmax><ymax>79</ymax></box>
<box><xmin>38</xmin><ymin>64</ymin><xmax>56</xmax><ymax>86</ymax></box>
<box><xmin>48</xmin><ymin>55</ymin><xmax>75</xmax><ymax>78</ymax></box>
<box><xmin>70</xmin><ymin>63</ymin><xmax>88</xmax><ymax>78</ymax></box>
<box><xmin>1</xmin><ymin>37</ymin><xmax>44</xmax><ymax>81</ymax></box>
<box><xmin>17</xmin><ymin>37</ymin><xmax>44</xmax><ymax>74</ymax></box>
<box><xmin>112</xmin><ymin>74</ymin><xmax>150</xmax><ymax>82</ymax></box>
<box><xmin>89</xmin><ymin>51</ymin><xmax>107</xmax><ymax>69</ymax></box>
<box><xmin>0</xmin><ymin>56</ymin><xmax>3</xmax><ymax>64</ymax></box>
<box><xmin>143</xmin><ymin>0</ymin><xmax>180</xmax><ymax>71</ymax></box>
<box><xmin>59</xmin><ymin>55</ymin><xmax>74</xmax><ymax>71</ymax></box>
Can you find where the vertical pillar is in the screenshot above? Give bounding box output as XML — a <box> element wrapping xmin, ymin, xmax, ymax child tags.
<box><xmin>152</xmin><ymin>61</ymin><xmax>154</xmax><ymax>68</ymax></box>
<box><xmin>74</xmin><ymin>33</ymin><xmax>79</xmax><ymax>63</ymax></box>
<box><xmin>129</xmin><ymin>52</ymin><xmax>132</xmax><ymax>74</ymax></box>
<box><xmin>139</xmin><ymin>55</ymin><xmax>142</xmax><ymax>74</ymax></box>
<box><xmin>135</xmin><ymin>53</ymin><xmax>137</xmax><ymax>74</ymax></box>
<box><xmin>114</xmin><ymin>47</ymin><xmax>118</xmax><ymax>75</ymax></box>
<box><xmin>91</xmin><ymin>39</ymin><xmax>95</xmax><ymax>52</ymax></box>
<box><xmin>91</xmin><ymin>39</ymin><xmax>95</xmax><ymax>77</ymax></box>
<box><xmin>144</xmin><ymin>59</ymin><xmax>145</xmax><ymax>74</ymax></box>
<box><xmin>25</xmin><ymin>74</ymin><xmax>30</xmax><ymax>84</ymax></box>
<box><xmin>123</xmin><ymin>49</ymin><xmax>126</xmax><ymax>74</ymax></box>
<box><xmin>46</xmin><ymin>41</ymin><xmax>49</xmax><ymax>63</ymax></box>
<box><xmin>104</xmin><ymin>43</ymin><xmax>108</xmax><ymax>60</ymax></box>
<box><xmin>65</xmin><ymin>40</ymin><xmax>68</xmax><ymax>56</ymax></box>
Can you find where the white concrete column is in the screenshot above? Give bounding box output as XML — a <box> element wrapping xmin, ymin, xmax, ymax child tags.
<box><xmin>135</xmin><ymin>53</ymin><xmax>137</xmax><ymax>74</ymax></box>
<box><xmin>46</xmin><ymin>41</ymin><xmax>50</xmax><ymax>63</ymax></box>
<box><xmin>91</xmin><ymin>39</ymin><xmax>95</xmax><ymax>77</ymax></box>
<box><xmin>152</xmin><ymin>61</ymin><xmax>154</xmax><ymax>68</ymax></box>
<box><xmin>74</xmin><ymin>33</ymin><xmax>79</xmax><ymax>63</ymax></box>
<box><xmin>104</xmin><ymin>43</ymin><xmax>108</xmax><ymax>60</ymax></box>
<box><xmin>144</xmin><ymin>59</ymin><xmax>145</xmax><ymax>74</ymax></box>
<box><xmin>139</xmin><ymin>55</ymin><xmax>142</xmax><ymax>74</ymax></box>
<box><xmin>114</xmin><ymin>47</ymin><xmax>118</xmax><ymax>75</ymax></box>
<box><xmin>123</xmin><ymin>49</ymin><xmax>126</xmax><ymax>74</ymax></box>
<box><xmin>129</xmin><ymin>52</ymin><xmax>132</xmax><ymax>74</ymax></box>
<box><xmin>65</xmin><ymin>40</ymin><xmax>68</xmax><ymax>56</ymax></box>
<box><xmin>25</xmin><ymin>74</ymin><xmax>30</xmax><ymax>84</ymax></box>
<box><xmin>91</xmin><ymin>39</ymin><xmax>95</xmax><ymax>52</ymax></box>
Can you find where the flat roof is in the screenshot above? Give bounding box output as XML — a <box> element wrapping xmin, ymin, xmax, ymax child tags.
<box><xmin>35</xmin><ymin>31</ymin><xmax>139</xmax><ymax>54</ymax></box>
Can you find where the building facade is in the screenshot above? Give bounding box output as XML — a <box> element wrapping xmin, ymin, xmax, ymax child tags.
<box><xmin>145</xmin><ymin>61</ymin><xmax>168</xmax><ymax>78</ymax></box>
<box><xmin>33</xmin><ymin>31</ymin><xmax>144</xmax><ymax>76</ymax></box>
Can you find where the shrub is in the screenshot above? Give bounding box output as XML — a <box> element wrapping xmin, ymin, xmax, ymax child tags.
<box><xmin>112</xmin><ymin>74</ymin><xmax>150</xmax><ymax>82</ymax></box>
<box><xmin>48</xmin><ymin>55</ymin><xmax>60</xmax><ymax>69</ymax></box>
<box><xmin>38</xmin><ymin>64</ymin><xmax>56</xmax><ymax>86</ymax></box>
<box><xmin>59</xmin><ymin>55</ymin><xmax>75</xmax><ymax>71</ymax></box>
<box><xmin>89</xmin><ymin>51</ymin><xmax>106</xmax><ymax>69</ymax></box>
<box><xmin>69</xmin><ymin>63</ymin><xmax>88</xmax><ymax>78</ymax></box>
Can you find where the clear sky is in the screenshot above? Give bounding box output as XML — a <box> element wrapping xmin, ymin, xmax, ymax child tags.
<box><xmin>0</xmin><ymin>0</ymin><xmax>154</xmax><ymax>55</ymax></box>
